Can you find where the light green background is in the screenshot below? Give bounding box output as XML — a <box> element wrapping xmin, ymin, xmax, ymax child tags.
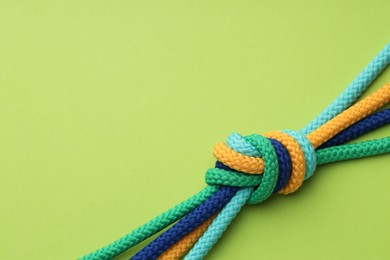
<box><xmin>1</xmin><ymin>1</ymin><xmax>389</xmax><ymax>259</ymax></box>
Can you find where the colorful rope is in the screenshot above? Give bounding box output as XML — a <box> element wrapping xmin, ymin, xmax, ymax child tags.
<box><xmin>131</xmin><ymin>187</ymin><xmax>239</xmax><ymax>260</ymax></box>
<box><xmin>158</xmin><ymin>213</ymin><xmax>219</xmax><ymax>260</ymax></box>
<box><xmin>80</xmin><ymin>43</ymin><xmax>390</xmax><ymax>260</ymax></box>
<box><xmin>79</xmin><ymin>186</ymin><xmax>219</xmax><ymax>259</ymax></box>
<box><xmin>300</xmin><ymin>43</ymin><xmax>390</xmax><ymax>135</ymax></box>
<box><xmin>184</xmin><ymin>92</ymin><xmax>390</xmax><ymax>260</ymax></box>
<box><xmin>319</xmin><ymin>108</ymin><xmax>390</xmax><ymax>148</ymax></box>
<box><xmin>133</xmin><ymin>87</ymin><xmax>390</xmax><ymax>259</ymax></box>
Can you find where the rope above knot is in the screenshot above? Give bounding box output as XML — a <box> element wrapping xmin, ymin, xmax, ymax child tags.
<box><xmin>206</xmin><ymin>130</ymin><xmax>317</xmax><ymax>204</ymax></box>
<box><xmin>80</xmin><ymin>44</ymin><xmax>390</xmax><ymax>260</ymax></box>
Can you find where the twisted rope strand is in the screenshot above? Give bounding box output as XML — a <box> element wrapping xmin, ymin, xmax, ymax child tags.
<box><xmin>133</xmin><ymin>65</ymin><xmax>390</xmax><ymax>260</ymax></box>
<box><xmin>307</xmin><ymin>83</ymin><xmax>390</xmax><ymax>148</ymax></box>
<box><xmin>205</xmin><ymin>138</ymin><xmax>390</xmax><ymax>189</ymax></box>
<box><xmin>182</xmin><ymin>83</ymin><xmax>390</xmax><ymax>258</ymax></box>
<box><xmin>300</xmin><ymin>43</ymin><xmax>390</xmax><ymax>134</ymax></box>
<box><xmin>184</xmin><ymin>139</ymin><xmax>390</xmax><ymax>260</ymax></box>
<box><xmin>316</xmin><ymin>137</ymin><xmax>390</xmax><ymax>164</ymax></box>
<box><xmin>319</xmin><ymin>108</ymin><xmax>390</xmax><ymax>148</ymax></box>
<box><xmin>79</xmin><ymin>186</ymin><xmax>218</xmax><ymax>260</ymax></box>
<box><xmin>154</xmin><ymin>124</ymin><xmax>390</xmax><ymax>259</ymax></box>
<box><xmin>136</xmin><ymin>83</ymin><xmax>390</xmax><ymax>259</ymax></box>
<box><xmin>158</xmin><ymin>213</ymin><xmax>219</xmax><ymax>260</ymax></box>
<box><xmin>80</xmin><ymin>44</ymin><xmax>390</xmax><ymax>260</ymax></box>
<box><xmin>184</xmin><ymin>188</ymin><xmax>253</xmax><ymax>260</ymax></box>
<box><xmin>213</xmin><ymin>83</ymin><xmax>390</xmax><ymax>174</ymax></box>
<box><xmin>262</xmin><ymin>131</ymin><xmax>306</xmax><ymax>194</ymax></box>
<box><xmin>131</xmin><ymin>135</ymin><xmax>281</xmax><ymax>259</ymax></box>
<box><xmin>130</xmin><ymin>187</ymin><xmax>239</xmax><ymax>260</ymax></box>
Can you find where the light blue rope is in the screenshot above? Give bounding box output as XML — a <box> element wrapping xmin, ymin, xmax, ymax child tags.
<box><xmin>300</xmin><ymin>43</ymin><xmax>390</xmax><ymax>135</ymax></box>
<box><xmin>184</xmin><ymin>187</ymin><xmax>253</xmax><ymax>260</ymax></box>
<box><xmin>226</xmin><ymin>132</ymin><xmax>260</xmax><ymax>157</ymax></box>
<box><xmin>282</xmin><ymin>129</ymin><xmax>316</xmax><ymax>180</ymax></box>
<box><xmin>187</xmin><ymin>43</ymin><xmax>390</xmax><ymax>259</ymax></box>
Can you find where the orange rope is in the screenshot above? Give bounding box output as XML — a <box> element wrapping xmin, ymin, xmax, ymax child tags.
<box><xmin>213</xmin><ymin>83</ymin><xmax>390</xmax><ymax>174</ymax></box>
<box><xmin>158</xmin><ymin>213</ymin><xmax>218</xmax><ymax>260</ymax></box>
<box><xmin>213</xmin><ymin>142</ymin><xmax>264</xmax><ymax>174</ymax></box>
<box><xmin>166</xmin><ymin>82</ymin><xmax>390</xmax><ymax>258</ymax></box>
<box><xmin>307</xmin><ymin>83</ymin><xmax>390</xmax><ymax>148</ymax></box>
<box><xmin>263</xmin><ymin>131</ymin><xmax>306</xmax><ymax>194</ymax></box>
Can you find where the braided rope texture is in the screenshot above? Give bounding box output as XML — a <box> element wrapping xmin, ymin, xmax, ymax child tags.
<box><xmin>80</xmin><ymin>43</ymin><xmax>390</xmax><ymax>260</ymax></box>
<box><xmin>316</xmin><ymin>137</ymin><xmax>390</xmax><ymax>164</ymax></box>
<box><xmin>130</xmin><ymin>133</ymin><xmax>285</xmax><ymax>259</ymax></box>
<box><xmin>131</xmin><ymin>187</ymin><xmax>238</xmax><ymax>260</ymax></box>
<box><xmin>79</xmin><ymin>186</ymin><xmax>218</xmax><ymax>260</ymax></box>
<box><xmin>158</xmin><ymin>213</ymin><xmax>218</xmax><ymax>260</ymax></box>
<box><xmin>206</xmin><ymin>138</ymin><xmax>390</xmax><ymax>191</ymax></box>
<box><xmin>209</xmin><ymin>139</ymin><xmax>292</xmax><ymax>193</ymax></box>
<box><xmin>282</xmin><ymin>129</ymin><xmax>316</xmax><ymax>180</ymax></box>
<box><xmin>142</xmin><ymin>105</ymin><xmax>390</xmax><ymax>259</ymax></box>
<box><xmin>300</xmin><ymin>43</ymin><xmax>390</xmax><ymax>134</ymax></box>
<box><xmin>242</xmin><ymin>135</ymin><xmax>279</xmax><ymax>204</ymax></box>
<box><xmin>320</xmin><ymin>108</ymin><xmax>390</xmax><ymax>148</ymax></box>
<box><xmin>263</xmin><ymin>131</ymin><xmax>306</xmax><ymax>194</ymax></box>
<box><xmin>185</xmin><ymin>187</ymin><xmax>253</xmax><ymax>260</ymax></box>
<box><xmin>148</xmin><ymin>46</ymin><xmax>388</xmax><ymax>259</ymax></box>
<box><xmin>213</xmin><ymin>83</ymin><xmax>390</xmax><ymax>174</ymax></box>
<box><xmin>207</xmin><ymin>137</ymin><xmax>390</xmax><ymax>190</ymax></box>
<box><xmin>172</xmin><ymin>85</ymin><xmax>390</xmax><ymax>258</ymax></box>
<box><xmin>307</xmin><ymin>83</ymin><xmax>390</xmax><ymax>148</ymax></box>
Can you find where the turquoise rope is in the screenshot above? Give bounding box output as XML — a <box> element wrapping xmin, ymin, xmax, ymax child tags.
<box><xmin>188</xmin><ymin>43</ymin><xmax>390</xmax><ymax>259</ymax></box>
<box><xmin>184</xmin><ymin>187</ymin><xmax>253</xmax><ymax>260</ymax></box>
<box><xmin>300</xmin><ymin>43</ymin><xmax>390</xmax><ymax>135</ymax></box>
<box><xmin>226</xmin><ymin>132</ymin><xmax>260</xmax><ymax>157</ymax></box>
<box><xmin>79</xmin><ymin>186</ymin><xmax>218</xmax><ymax>260</ymax></box>
<box><xmin>282</xmin><ymin>129</ymin><xmax>316</xmax><ymax>179</ymax></box>
<box><xmin>80</xmin><ymin>43</ymin><xmax>390</xmax><ymax>260</ymax></box>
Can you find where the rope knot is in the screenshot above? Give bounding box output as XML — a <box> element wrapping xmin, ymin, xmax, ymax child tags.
<box><xmin>206</xmin><ymin>130</ymin><xmax>316</xmax><ymax>204</ymax></box>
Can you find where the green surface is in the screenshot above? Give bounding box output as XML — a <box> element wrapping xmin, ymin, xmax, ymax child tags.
<box><xmin>1</xmin><ymin>1</ymin><xmax>389</xmax><ymax>259</ymax></box>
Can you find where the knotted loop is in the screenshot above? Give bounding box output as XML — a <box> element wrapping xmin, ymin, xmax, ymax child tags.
<box><xmin>224</xmin><ymin>133</ymin><xmax>293</xmax><ymax>192</ymax></box>
<box><xmin>244</xmin><ymin>134</ymin><xmax>279</xmax><ymax>204</ymax></box>
<box><xmin>263</xmin><ymin>131</ymin><xmax>306</xmax><ymax>194</ymax></box>
<box><xmin>282</xmin><ymin>129</ymin><xmax>316</xmax><ymax>180</ymax></box>
<box><xmin>207</xmin><ymin>134</ymin><xmax>279</xmax><ymax>204</ymax></box>
<box><xmin>209</xmin><ymin>129</ymin><xmax>318</xmax><ymax>202</ymax></box>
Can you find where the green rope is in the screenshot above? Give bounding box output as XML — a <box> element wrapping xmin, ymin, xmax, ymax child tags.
<box><xmin>80</xmin><ymin>137</ymin><xmax>389</xmax><ymax>259</ymax></box>
<box><xmin>79</xmin><ymin>185</ymin><xmax>218</xmax><ymax>260</ymax></box>
<box><xmin>206</xmin><ymin>137</ymin><xmax>390</xmax><ymax>188</ymax></box>
<box><xmin>316</xmin><ymin>137</ymin><xmax>390</xmax><ymax>164</ymax></box>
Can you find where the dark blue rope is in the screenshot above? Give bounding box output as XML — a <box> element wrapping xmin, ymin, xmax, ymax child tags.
<box><xmin>132</xmin><ymin>108</ymin><xmax>390</xmax><ymax>259</ymax></box>
<box><xmin>320</xmin><ymin>108</ymin><xmax>390</xmax><ymax>148</ymax></box>
<box><xmin>269</xmin><ymin>138</ymin><xmax>292</xmax><ymax>192</ymax></box>
<box><xmin>216</xmin><ymin>138</ymin><xmax>292</xmax><ymax>193</ymax></box>
<box><xmin>131</xmin><ymin>138</ymin><xmax>292</xmax><ymax>259</ymax></box>
<box><xmin>215</xmin><ymin>161</ymin><xmax>235</xmax><ymax>171</ymax></box>
<box><xmin>130</xmin><ymin>186</ymin><xmax>238</xmax><ymax>260</ymax></box>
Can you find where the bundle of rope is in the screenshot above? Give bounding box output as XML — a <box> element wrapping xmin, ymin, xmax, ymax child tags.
<box><xmin>80</xmin><ymin>43</ymin><xmax>390</xmax><ymax>260</ymax></box>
